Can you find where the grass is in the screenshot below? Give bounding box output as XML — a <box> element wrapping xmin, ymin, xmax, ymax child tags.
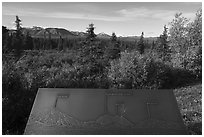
<box><xmin>173</xmin><ymin>82</ymin><xmax>202</xmax><ymax>135</ymax></box>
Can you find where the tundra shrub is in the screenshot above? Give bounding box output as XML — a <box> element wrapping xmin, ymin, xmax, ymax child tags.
<box><xmin>108</xmin><ymin>50</ymin><xmax>171</xmax><ymax>89</ymax></box>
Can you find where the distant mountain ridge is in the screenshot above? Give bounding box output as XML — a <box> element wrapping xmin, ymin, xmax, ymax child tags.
<box><xmin>10</xmin><ymin>26</ymin><xmax>157</xmax><ymax>41</ymax></box>
<box><xmin>97</xmin><ymin>32</ymin><xmax>111</xmax><ymax>39</ymax></box>
<box><xmin>21</xmin><ymin>27</ymin><xmax>79</xmax><ymax>38</ymax></box>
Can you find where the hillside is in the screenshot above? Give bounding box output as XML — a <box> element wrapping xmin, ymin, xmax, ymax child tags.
<box><xmin>15</xmin><ymin>26</ymin><xmax>157</xmax><ymax>41</ymax></box>
<box><xmin>119</xmin><ymin>36</ymin><xmax>157</xmax><ymax>43</ymax></box>
<box><xmin>97</xmin><ymin>32</ymin><xmax>111</xmax><ymax>39</ymax></box>
<box><xmin>21</xmin><ymin>27</ymin><xmax>78</xmax><ymax>38</ymax></box>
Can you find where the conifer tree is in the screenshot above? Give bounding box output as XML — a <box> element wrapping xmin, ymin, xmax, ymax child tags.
<box><xmin>2</xmin><ymin>26</ymin><xmax>9</xmax><ymax>53</ymax></box>
<box><xmin>138</xmin><ymin>32</ymin><xmax>145</xmax><ymax>54</ymax></box>
<box><xmin>13</xmin><ymin>16</ymin><xmax>23</xmax><ymax>56</ymax></box>
<box><xmin>105</xmin><ymin>32</ymin><xmax>120</xmax><ymax>60</ymax></box>
<box><xmin>43</xmin><ymin>31</ymin><xmax>46</xmax><ymax>50</ymax></box>
<box><xmin>86</xmin><ymin>23</ymin><xmax>96</xmax><ymax>41</ymax></box>
<box><xmin>111</xmin><ymin>32</ymin><xmax>117</xmax><ymax>42</ymax></box>
<box><xmin>58</xmin><ymin>35</ymin><xmax>62</xmax><ymax>51</ymax></box>
<box><xmin>24</xmin><ymin>32</ymin><xmax>33</xmax><ymax>50</ymax></box>
<box><xmin>48</xmin><ymin>31</ymin><xmax>52</xmax><ymax>49</ymax></box>
<box><xmin>151</xmin><ymin>40</ymin><xmax>155</xmax><ymax>50</ymax></box>
<box><xmin>157</xmin><ymin>25</ymin><xmax>171</xmax><ymax>62</ymax></box>
<box><xmin>81</xmin><ymin>23</ymin><xmax>104</xmax><ymax>74</ymax></box>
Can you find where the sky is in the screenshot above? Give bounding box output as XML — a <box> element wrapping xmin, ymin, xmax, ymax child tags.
<box><xmin>2</xmin><ymin>2</ymin><xmax>202</xmax><ymax>37</ymax></box>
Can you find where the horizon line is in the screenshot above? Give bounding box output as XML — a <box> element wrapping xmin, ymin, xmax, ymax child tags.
<box><xmin>4</xmin><ymin>25</ymin><xmax>161</xmax><ymax>37</ymax></box>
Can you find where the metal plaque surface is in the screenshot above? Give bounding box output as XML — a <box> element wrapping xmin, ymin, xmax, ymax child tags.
<box><xmin>24</xmin><ymin>88</ymin><xmax>187</xmax><ymax>135</ymax></box>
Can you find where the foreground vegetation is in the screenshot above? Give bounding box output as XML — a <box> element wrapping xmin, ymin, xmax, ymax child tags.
<box><xmin>2</xmin><ymin>49</ymin><xmax>201</xmax><ymax>134</ymax></box>
<box><xmin>174</xmin><ymin>83</ymin><xmax>202</xmax><ymax>135</ymax></box>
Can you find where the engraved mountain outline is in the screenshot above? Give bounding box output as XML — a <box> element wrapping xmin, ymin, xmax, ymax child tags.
<box><xmin>29</xmin><ymin>108</ymin><xmax>182</xmax><ymax>130</ymax></box>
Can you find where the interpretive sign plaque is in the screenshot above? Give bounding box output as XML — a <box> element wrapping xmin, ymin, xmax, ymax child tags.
<box><xmin>24</xmin><ymin>88</ymin><xmax>187</xmax><ymax>135</ymax></box>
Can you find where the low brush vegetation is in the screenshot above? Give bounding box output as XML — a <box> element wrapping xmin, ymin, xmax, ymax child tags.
<box><xmin>174</xmin><ymin>83</ymin><xmax>202</xmax><ymax>135</ymax></box>
<box><xmin>2</xmin><ymin>49</ymin><xmax>201</xmax><ymax>134</ymax></box>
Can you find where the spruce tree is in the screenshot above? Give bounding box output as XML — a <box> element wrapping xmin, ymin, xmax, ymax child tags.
<box><xmin>111</xmin><ymin>32</ymin><xmax>117</xmax><ymax>42</ymax></box>
<box><xmin>24</xmin><ymin>32</ymin><xmax>33</xmax><ymax>50</ymax></box>
<box><xmin>58</xmin><ymin>35</ymin><xmax>62</xmax><ymax>51</ymax></box>
<box><xmin>151</xmin><ymin>40</ymin><xmax>155</xmax><ymax>50</ymax></box>
<box><xmin>157</xmin><ymin>25</ymin><xmax>171</xmax><ymax>62</ymax></box>
<box><xmin>13</xmin><ymin>16</ymin><xmax>23</xmax><ymax>56</ymax></box>
<box><xmin>138</xmin><ymin>32</ymin><xmax>145</xmax><ymax>54</ymax></box>
<box><xmin>2</xmin><ymin>26</ymin><xmax>9</xmax><ymax>53</ymax></box>
<box><xmin>105</xmin><ymin>32</ymin><xmax>120</xmax><ymax>60</ymax></box>
<box><xmin>80</xmin><ymin>23</ymin><xmax>104</xmax><ymax>74</ymax></box>
<box><xmin>43</xmin><ymin>31</ymin><xmax>46</xmax><ymax>50</ymax></box>
<box><xmin>86</xmin><ymin>23</ymin><xmax>96</xmax><ymax>41</ymax></box>
<box><xmin>48</xmin><ymin>31</ymin><xmax>52</xmax><ymax>49</ymax></box>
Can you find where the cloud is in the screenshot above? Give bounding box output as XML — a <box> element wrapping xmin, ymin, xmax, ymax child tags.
<box><xmin>2</xmin><ymin>6</ymin><xmax>126</xmax><ymax>22</ymax></box>
<box><xmin>45</xmin><ymin>12</ymin><xmax>126</xmax><ymax>22</ymax></box>
<box><xmin>117</xmin><ymin>7</ymin><xmax>195</xmax><ymax>22</ymax></box>
<box><xmin>2</xmin><ymin>5</ymin><xmax>196</xmax><ymax>23</ymax></box>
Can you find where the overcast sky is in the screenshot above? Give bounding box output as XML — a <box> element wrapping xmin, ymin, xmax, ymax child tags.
<box><xmin>2</xmin><ymin>2</ymin><xmax>202</xmax><ymax>37</ymax></box>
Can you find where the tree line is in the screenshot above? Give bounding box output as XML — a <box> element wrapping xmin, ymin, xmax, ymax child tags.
<box><xmin>2</xmin><ymin>16</ymin><xmax>156</xmax><ymax>55</ymax></box>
